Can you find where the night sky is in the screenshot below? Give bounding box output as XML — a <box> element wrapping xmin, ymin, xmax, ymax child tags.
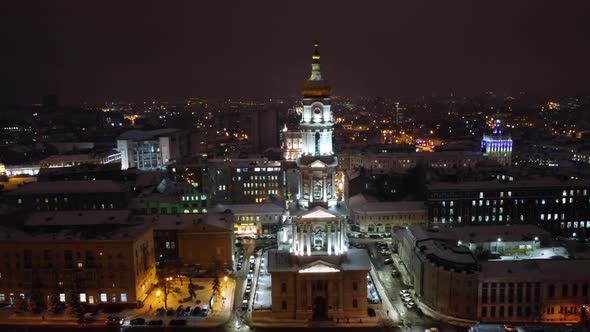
<box><xmin>1</xmin><ymin>1</ymin><xmax>589</xmax><ymax>104</ymax></box>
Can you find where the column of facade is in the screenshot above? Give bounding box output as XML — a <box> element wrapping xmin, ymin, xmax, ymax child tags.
<box><xmin>307</xmin><ymin>279</ymin><xmax>312</xmax><ymax>310</ymax></box>
<box><xmin>299</xmin><ymin>222</ymin><xmax>304</xmax><ymax>256</ymax></box>
<box><xmin>334</xmin><ymin>221</ymin><xmax>340</xmax><ymax>254</ymax></box>
<box><xmin>309</xmin><ymin>174</ymin><xmax>314</xmax><ymax>202</ymax></box>
<box><xmin>306</xmin><ymin>224</ymin><xmax>313</xmax><ymax>256</ymax></box>
<box><xmin>296</xmin><ymin>279</ymin><xmax>301</xmax><ymax>311</ymax></box>
<box><xmin>331</xmin><ymin>173</ymin><xmax>336</xmax><ymax>199</ymax></box>
<box><xmin>322</xmin><ymin>174</ymin><xmax>327</xmax><ymax>202</ymax></box>
<box><xmin>292</xmin><ymin>223</ymin><xmax>298</xmax><ymax>253</ymax></box>
<box><xmin>327</xmin><ymin>222</ymin><xmax>332</xmax><ymax>255</ymax></box>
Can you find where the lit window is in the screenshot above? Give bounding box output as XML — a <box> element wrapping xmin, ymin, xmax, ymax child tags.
<box><xmin>80</xmin><ymin>293</ymin><xmax>86</xmax><ymax>303</ymax></box>
<box><xmin>100</xmin><ymin>293</ymin><xmax>107</xmax><ymax>302</ymax></box>
<box><xmin>120</xmin><ymin>293</ymin><xmax>127</xmax><ymax>302</ymax></box>
<box><xmin>59</xmin><ymin>293</ymin><xmax>66</xmax><ymax>302</ymax></box>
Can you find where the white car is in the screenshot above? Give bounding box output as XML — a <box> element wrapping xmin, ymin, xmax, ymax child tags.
<box><xmin>249</xmin><ymin>256</ymin><xmax>255</xmax><ymax>264</ymax></box>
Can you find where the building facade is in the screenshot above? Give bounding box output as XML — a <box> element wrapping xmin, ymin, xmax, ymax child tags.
<box><xmin>117</xmin><ymin>129</ymin><xmax>191</xmax><ymax>171</ymax></box>
<box><xmin>0</xmin><ymin>224</ymin><xmax>156</xmax><ymax>308</ymax></box>
<box><xmin>481</xmin><ymin>120</ymin><xmax>512</xmax><ymax>167</ymax></box>
<box><xmin>426</xmin><ymin>178</ymin><xmax>590</xmax><ymax>238</ymax></box>
<box><xmin>348</xmin><ymin>194</ymin><xmax>427</xmax><ymax>233</ymax></box>
<box><xmin>213</xmin><ymin>203</ymin><xmax>284</xmax><ymax>235</ymax></box>
<box><xmin>5</xmin><ymin>180</ymin><xmax>128</xmax><ymax>211</ymax></box>
<box><xmin>207</xmin><ymin>158</ymin><xmax>283</xmax><ymax>205</ymax></box>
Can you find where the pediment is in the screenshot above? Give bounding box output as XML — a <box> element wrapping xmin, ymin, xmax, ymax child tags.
<box><xmin>309</xmin><ymin>160</ymin><xmax>327</xmax><ymax>168</ymax></box>
<box><xmin>298</xmin><ymin>260</ymin><xmax>340</xmax><ymax>274</ymax></box>
<box><xmin>301</xmin><ymin>206</ymin><xmax>338</xmax><ymax>219</ymax></box>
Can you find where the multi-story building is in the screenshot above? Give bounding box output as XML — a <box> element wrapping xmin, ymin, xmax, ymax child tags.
<box><xmin>117</xmin><ymin>129</ymin><xmax>191</xmax><ymax>171</ymax></box>
<box><xmin>145</xmin><ymin>213</ymin><xmax>235</xmax><ymax>270</ymax></box>
<box><xmin>347</xmin><ymin>194</ymin><xmax>427</xmax><ymax>233</ymax></box>
<box><xmin>213</xmin><ymin>202</ymin><xmax>284</xmax><ymax>235</ymax></box>
<box><xmin>5</xmin><ymin>180</ymin><xmax>128</xmax><ymax>211</ymax></box>
<box><xmin>0</xmin><ymin>214</ymin><xmax>156</xmax><ymax>307</ymax></box>
<box><xmin>282</xmin><ymin>129</ymin><xmax>302</xmax><ymax>161</ymax></box>
<box><xmin>396</xmin><ymin>225</ymin><xmax>589</xmax><ymax>324</ymax></box>
<box><xmin>342</xmin><ymin>151</ymin><xmax>483</xmax><ymax>174</ymax></box>
<box><xmin>129</xmin><ymin>180</ymin><xmax>208</xmax><ymax>215</ymax></box>
<box><xmin>481</xmin><ymin>119</ymin><xmax>512</xmax><ymax>167</ymax></box>
<box><xmin>207</xmin><ymin>158</ymin><xmax>283</xmax><ymax>204</ymax></box>
<box><xmin>426</xmin><ymin>178</ymin><xmax>590</xmax><ymax>237</ymax></box>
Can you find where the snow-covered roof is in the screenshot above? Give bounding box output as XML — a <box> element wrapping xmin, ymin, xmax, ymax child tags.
<box><xmin>25</xmin><ymin>210</ymin><xmax>131</xmax><ymax>227</ymax></box>
<box><xmin>6</xmin><ymin>180</ymin><xmax>125</xmax><ymax>195</ymax></box>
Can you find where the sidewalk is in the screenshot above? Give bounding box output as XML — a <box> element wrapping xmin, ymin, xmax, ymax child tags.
<box><xmin>369</xmin><ymin>260</ymin><xmax>400</xmax><ymax>324</ymax></box>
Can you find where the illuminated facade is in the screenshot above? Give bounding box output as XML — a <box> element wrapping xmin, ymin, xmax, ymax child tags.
<box><xmin>266</xmin><ymin>43</ymin><xmax>370</xmax><ymax>323</ymax></box>
<box><xmin>296</xmin><ymin>42</ymin><xmax>338</xmax><ymax>209</ymax></box>
<box><xmin>481</xmin><ymin>119</ymin><xmax>512</xmax><ymax>167</ymax></box>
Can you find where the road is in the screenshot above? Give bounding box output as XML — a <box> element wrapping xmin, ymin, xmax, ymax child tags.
<box><xmin>350</xmin><ymin>237</ymin><xmax>466</xmax><ymax>332</ymax></box>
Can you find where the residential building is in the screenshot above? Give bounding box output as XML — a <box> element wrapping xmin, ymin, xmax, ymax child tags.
<box><xmin>5</xmin><ymin>180</ymin><xmax>128</xmax><ymax>211</ymax></box>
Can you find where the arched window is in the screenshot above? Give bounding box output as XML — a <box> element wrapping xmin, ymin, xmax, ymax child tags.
<box><xmin>281</xmin><ymin>300</ymin><xmax>287</xmax><ymax>310</ymax></box>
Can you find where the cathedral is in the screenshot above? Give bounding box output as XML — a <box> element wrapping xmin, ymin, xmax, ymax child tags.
<box><xmin>267</xmin><ymin>42</ymin><xmax>370</xmax><ymax>322</ymax></box>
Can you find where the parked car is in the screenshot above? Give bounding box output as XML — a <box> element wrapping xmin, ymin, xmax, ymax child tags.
<box><xmin>170</xmin><ymin>319</ymin><xmax>187</xmax><ymax>326</ymax></box>
<box><xmin>399</xmin><ymin>289</ymin><xmax>411</xmax><ymax>296</ymax></box>
<box><xmin>249</xmin><ymin>255</ymin><xmax>255</xmax><ymax>264</ymax></box>
<box><xmin>191</xmin><ymin>306</ymin><xmax>201</xmax><ymax>316</ymax></box>
<box><xmin>242</xmin><ymin>299</ymin><xmax>249</xmax><ymax>310</ymax></box>
<box><xmin>391</xmin><ymin>269</ymin><xmax>400</xmax><ymax>276</ymax></box>
<box><xmin>201</xmin><ymin>305</ymin><xmax>209</xmax><ymax>316</ymax></box>
<box><xmin>148</xmin><ymin>319</ymin><xmax>163</xmax><ymax>326</ymax></box>
<box><xmin>130</xmin><ymin>318</ymin><xmax>146</xmax><ymax>325</ymax></box>
<box><xmin>244</xmin><ymin>292</ymin><xmax>250</xmax><ymax>300</ymax></box>
<box><xmin>77</xmin><ymin>317</ymin><xmax>94</xmax><ymax>324</ymax></box>
<box><xmin>183</xmin><ymin>306</ymin><xmax>191</xmax><ymax>316</ymax></box>
<box><xmin>166</xmin><ymin>309</ymin><xmax>175</xmax><ymax>316</ymax></box>
<box><xmin>405</xmin><ymin>301</ymin><xmax>416</xmax><ymax>309</ymax></box>
<box><xmin>369</xmin><ymin>234</ymin><xmax>381</xmax><ymax>239</ymax></box>
<box><xmin>104</xmin><ymin>316</ymin><xmax>122</xmax><ymax>326</ymax></box>
<box><xmin>384</xmin><ymin>258</ymin><xmax>393</xmax><ymax>265</ymax></box>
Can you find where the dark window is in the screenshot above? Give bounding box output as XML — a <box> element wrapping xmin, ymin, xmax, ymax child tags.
<box><xmin>352</xmin><ymin>299</ymin><xmax>358</xmax><ymax>308</ymax></box>
<box><xmin>548</xmin><ymin>284</ymin><xmax>555</xmax><ymax>297</ymax></box>
<box><xmin>352</xmin><ymin>281</ymin><xmax>358</xmax><ymax>291</ymax></box>
<box><xmin>482</xmin><ymin>283</ymin><xmax>488</xmax><ymax>303</ymax></box>
<box><xmin>281</xmin><ymin>282</ymin><xmax>287</xmax><ymax>293</ymax></box>
<box><xmin>64</xmin><ymin>250</ymin><xmax>73</xmax><ymax>268</ymax></box>
<box><xmin>499</xmin><ymin>306</ymin><xmax>505</xmax><ymax>317</ymax></box>
<box><xmin>562</xmin><ymin>284</ymin><xmax>568</xmax><ymax>297</ymax></box>
<box><xmin>508</xmin><ymin>306</ymin><xmax>513</xmax><ymax>317</ymax></box>
<box><xmin>481</xmin><ymin>307</ymin><xmax>487</xmax><ymax>317</ymax></box>
<box><xmin>572</xmin><ymin>284</ymin><xmax>578</xmax><ymax>296</ymax></box>
<box><xmin>582</xmin><ymin>284</ymin><xmax>588</xmax><ymax>297</ymax></box>
<box><xmin>490</xmin><ymin>306</ymin><xmax>496</xmax><ymax>317</ymax></box>
<box><xmin>499</xmin><ymin>283</ymin><xmax>506</xmax><ymax>303</ymax></box>
<box><xmin>517</xmin><ymin>306</ymin><xmax>522</xmax><ymax>316</ymax></box>
<box><xmin>281</xmin><ymin>301</ymin><xmax>287</xmax><ymax>310</ymax></box>
<box><xmin>491</xmin><ymin>283</ymin><xmax>497</xmax><ymax>303</ymax></box>
<box><xmin>23</xmin><ymin>250</ymin><xmax>32</xmax><ymax>269</ymax></box>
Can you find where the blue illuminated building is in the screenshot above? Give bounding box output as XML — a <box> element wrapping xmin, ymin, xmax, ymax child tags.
<box><xmin>481</xmin><ymin>119</ymin><xmax>512</xmax><ymax>167</ymax></box>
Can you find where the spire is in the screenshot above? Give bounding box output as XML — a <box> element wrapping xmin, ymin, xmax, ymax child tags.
<box><xmin>309</xmin><ymin>40</ymin><xmax>322</xmax><ymax>81</ymax></box>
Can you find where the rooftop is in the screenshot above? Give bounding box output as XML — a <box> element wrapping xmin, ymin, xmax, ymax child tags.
<box><xmin>132</xmin><ymin>212</ymin><xmax>234</xmax><ymax>231</ymax></box>
<box><xmin>5</xmin><ymin>180</ymin><xmax>126</xmax><ymax>195</ymax></box>
<box><xmin>25</xmin><ymin>210</ymin><xmax>131</xmax><ymax>227</ymax></box>
<box><xmin>0</xmin><ymin>223</ymin><xmax>150</xmax><ymax>242</ymax></box>
<box><xmin>348</xmin><ymin>194</ymin><xmax>426</xmax><ymax>214</ymax></box>
<box><xmin>117</xmin><ymin>128</ymin><xmax>180</xmax><ymax>141</ymax></box>
<box><xmin>267</xmin><ymin>248</ymin><xmax>370</xmax><ymax>273</ymax></box>
<box><xmin>213</xmin><ymin>202</ymin><xmax>284</xmax><ymax>215</ymax></box>
<box><xmin>481</xmin><ymin>259</ymin><xmax>590</xmax><ymax>280</ymax></box>
<box><xmin>428</xmin><ymin>177</ymin><xmax>590</xmax><ymax>191</ymax></box>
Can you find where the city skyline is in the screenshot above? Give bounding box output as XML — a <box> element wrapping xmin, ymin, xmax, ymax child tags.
<box><xmin>2</xmin><ymin>1</ymin><xmax>590</xmax><ymax>104</ymax></box>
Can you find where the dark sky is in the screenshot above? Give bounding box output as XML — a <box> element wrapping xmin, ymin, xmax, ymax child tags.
<box><xmin>1</xmin><ymin>1</ymin><xmax>589</xmax><ymax>105</ymax></box>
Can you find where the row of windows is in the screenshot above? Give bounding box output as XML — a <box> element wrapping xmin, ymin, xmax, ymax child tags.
<box><xmin>355</xmin><ymin>214</ymin><xmax>423</xmax><ymax>221</ymax></box>
<box><xmin>481</xmin><ymin>305</ymin><xmax>538</xmax><ymax>318</ymax></box>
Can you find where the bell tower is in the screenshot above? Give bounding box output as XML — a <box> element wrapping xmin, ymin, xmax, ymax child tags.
<box><xmin>297</xmin><ymin>41</ymin><xmax>338</xmax><ymax>208</ymax></box>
